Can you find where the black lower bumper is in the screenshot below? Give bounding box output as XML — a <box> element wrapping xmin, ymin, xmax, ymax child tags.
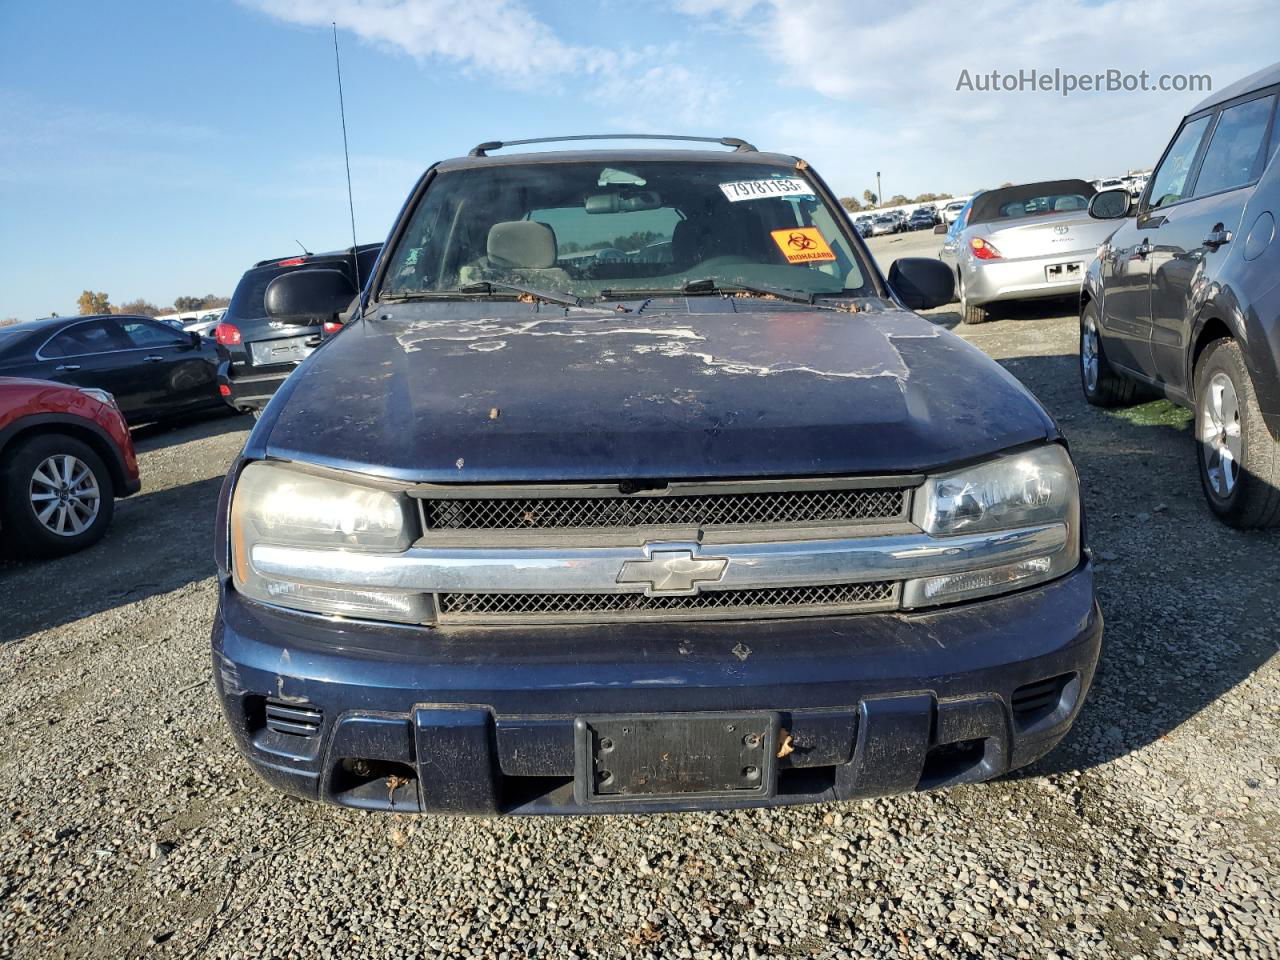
<box><xmin>211</xmin><ymin>564</ymin><xmax>1102</xmax><ymax>815</ymax></box>
<box><xmin>216</xmin><ymin>360</ymin><xmax>295</xmax><ymax>413</ymax></box>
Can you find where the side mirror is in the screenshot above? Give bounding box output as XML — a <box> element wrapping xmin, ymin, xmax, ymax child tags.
<box><xmin>888</xmin><ymin>257</ymin><xmax>954</xmax><ymax>311</ymax></box>
<box><xmin>1088</xmin><ymin>189</ymin><xmax>1130</xmax><ymax>220</ymax></box>
<box><xmin>189</xmin><ymin>331</ymin><xmax>202</xmax><ymax>347</ymax></box>
<box><xmin>933</xmin><ymin>223</ymin><xmax>948</xmax><ymax>235</ymax></box>
<box><xmin>265</xmin><ymin>269</ymin><xmax>357</xmax><ymax>321</ymax></box>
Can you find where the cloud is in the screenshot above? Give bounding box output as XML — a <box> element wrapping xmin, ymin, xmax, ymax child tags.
<box><xmin>671</xmin><ymin>0</ymin><xmax>1280</xmax><ymax>193</ymax></box>
<box><xmin>244</xmin><ymin>0</ymin><xmax>576</xmax><ymax>78</ymax></box>
<box><xmin>670</xmin><ymin>0</ymin><xmax>759</xmax><ymax>18</ymax></box>
<box><xmin>241</xmin><ymin>0</ymin><xmax>729</xmax><ymax>123</ymax></box>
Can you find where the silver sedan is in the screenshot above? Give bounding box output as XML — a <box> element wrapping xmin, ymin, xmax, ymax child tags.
<box><xmin>949</xmin><ymin>180</ymin><xmax>1119</xmax><ymax>324</ymax></box>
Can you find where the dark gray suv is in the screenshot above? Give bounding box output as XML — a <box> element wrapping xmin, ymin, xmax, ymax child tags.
<box><xmin>1082</xmin><ymin>61</ymin><xmax>1280</xmax><ymax>528</ymax></box>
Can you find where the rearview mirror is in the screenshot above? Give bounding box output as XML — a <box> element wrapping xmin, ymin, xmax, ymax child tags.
<box><xmin>1088</xmin><ymin>189</ymin><xmax>1130</xmax><ymax>220</ymax></box>
<box><xmin>933</xmin><ymin>223</ymin><xmax>948</xmax><ymax>235</ymax></box>
<box><xmin>888</xmin><ymin>257</ymin><xmax>954</xmax><ymax>311</ymax></box>
<box><xmin>585</xmin><ymin>190</ymin><xmax>662</xmax><ymax>214</ymax></box>
<box><xmin>265</xmin><ymin>269</ymin><xmax>357</xmax><ymax>321</ymax></box>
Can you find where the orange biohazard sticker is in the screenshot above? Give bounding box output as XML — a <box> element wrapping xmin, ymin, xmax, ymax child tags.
<box><xmin>770</xmin><ymin>227</ymin><xmax>836</xmax><ymax>264</ymax></box>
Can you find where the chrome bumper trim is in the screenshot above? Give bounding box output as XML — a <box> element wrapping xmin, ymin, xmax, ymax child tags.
<box><xmin>250</xmin><ymin>523</ymin><xmax>1069</xmax><ymax>597</ymax></box>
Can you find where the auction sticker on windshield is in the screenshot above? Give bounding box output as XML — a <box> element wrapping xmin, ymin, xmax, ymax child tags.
<box><xmin>770</xmin><ymin>227</ymin><xmax>836</xmax><ymax>264</ymax></box>
<box><xmin>719</xmin><ymin>178</ymin><xmax>813</xmax><ymax>202</ymax></box>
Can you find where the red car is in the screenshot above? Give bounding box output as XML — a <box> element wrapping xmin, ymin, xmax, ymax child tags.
<box><xmin>0</xmin><ymin>377</ymin><xmax>140</xmax><ymax>557</ymax></box>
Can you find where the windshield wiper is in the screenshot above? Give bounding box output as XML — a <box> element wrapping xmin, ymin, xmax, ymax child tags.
<box><xmin>457</xmin><ymin>280</ymin><xmax>582</xmax><ymax>308</ymax></box>
<box><xmin>380</xmin><ymin>291</ymin><xmax>475</xmax><ymax>303</ymax></box>
<box><xmin>596</xmin><ymin>279</ymin><xmax>818</xmax><ymax>305</ymax></box>
<box><xmin>682</xmin><ymin>278</ymin><xmax>816</xmax><ymax>305</ymax></box>
<box><xmin>381</xmin><ymin>281</ymin><xmax>583</xmax><ymax>308</ymax></box>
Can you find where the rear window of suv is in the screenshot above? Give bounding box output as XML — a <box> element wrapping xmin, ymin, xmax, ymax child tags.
<box><xmin>226</xmin><ymin>264</ymin><xmax>306</xmax><ymax>322</ymax></box>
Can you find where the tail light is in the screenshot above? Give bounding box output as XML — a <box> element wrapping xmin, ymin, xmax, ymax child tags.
<box><xmin>276</xmin><ymin>257</ymin><xmax>308</xmax><ymax>267</ymax></box>
<box><xmin>322</xmin><ymin>321</ymin><xmax>342</xmax><ymax>335</ymax></box>
<box><xmin>218</xmin><ymin>384</ymin><xmax>232</xmax><ymax>397</ymax></box>
<box><xmin>970</xmin><ymin>237</ymin><xmax>1002</xmax><ymax>260</ymax></box>
<box><xmin>214</xmin><ymin>322</ymin><xmax>242</xmax><ymax>345</ymax></box>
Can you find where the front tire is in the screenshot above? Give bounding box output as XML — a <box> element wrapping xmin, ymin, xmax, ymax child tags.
<box><xmin>0</xmin><ymin>434</ymin><xmax>116</xmax><ymax>558</ymax></box>
<box><xmin>1194</xmin><ymin>338</ymin><xmax>1280</xmax><ymax>528</ymax></box>
<box><xmin>1079</xmin><ymin>303</ymin><xmax>1141</xmax><ymax>407</ymax></box>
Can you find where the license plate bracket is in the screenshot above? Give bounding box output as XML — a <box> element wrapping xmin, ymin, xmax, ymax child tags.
<box><xmin>574</xmin><ymin>712</ymin><xmax>778</xmax><ymax>804</ymax></box>
<box><xmin>1045</xmin><ymin>260</ymin><xmax>1084</xmax><ymax>282</ymax></box>
<box><xmin>249</xmin><ymin>335</ymin><xmax>316</xmax><ymax>366</ymax></box>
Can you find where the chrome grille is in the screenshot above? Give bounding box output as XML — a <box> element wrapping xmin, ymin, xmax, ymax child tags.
<box><xmin>421</xmin><ymin>487</ymin><xmax>907</xmax><ymax>531</ymax></box>
<box><xmin>436</xmin><ymin>580</ymin><xmax>897</xmax><ymax>623</ymax></box>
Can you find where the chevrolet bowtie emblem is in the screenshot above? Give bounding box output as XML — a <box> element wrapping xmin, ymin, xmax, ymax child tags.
<box><xmin>617</xmin><ymin>548</ymin><xmax>729</xmax><ymax>596</ymax></box>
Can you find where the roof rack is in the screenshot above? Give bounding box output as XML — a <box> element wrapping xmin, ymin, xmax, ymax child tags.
<box><xmin>468</xmin><ymin>134</ymin><xmax>758</xmax><ymax>157</ymax></box>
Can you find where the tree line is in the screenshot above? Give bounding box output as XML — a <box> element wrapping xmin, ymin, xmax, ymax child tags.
<box><xmin>74</xmin><ymin>291</ymin><xmax>231</xmax><ymax>317</ymax></box>
<box><xmin>838</xmin><ymin>190</ymin><xmax>956</xmax><ymax>212</ymax></box>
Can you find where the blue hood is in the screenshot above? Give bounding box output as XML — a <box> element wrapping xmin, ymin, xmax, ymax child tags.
<box><xmin>258</xmin><ymin>298</ymin><xmax>1055</xmax><ymax>483</ymax></box>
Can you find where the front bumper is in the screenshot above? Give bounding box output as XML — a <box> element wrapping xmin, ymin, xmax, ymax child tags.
<box><xmin>212</xmin><ymin>562</ymin><xmax>1102</xmax><ymax>815</ymax></box>
<box><xmin>963</xmin><ymin>254</ymin><xmax>1092</xmax><ymax>306</ymax></box>
<box><xmin>216</xmin><ymin>359</ymin><xmax>296</xmax><ymax>413</ymax></box>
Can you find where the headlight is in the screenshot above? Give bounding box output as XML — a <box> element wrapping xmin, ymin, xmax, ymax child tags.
<box><xmin>78</xmin><ymin>387</ymin><xmax>115</xmax><ymax>406</ymax></box>
<box><xmin>903</xmin><ymin>444</ymin><xmax>1081</xmax><ymax>608</ymax></box>
<box><xmin>230</xmin><ymin>461</ymin><xmax>427</xmax><ymax>622</ymax></box>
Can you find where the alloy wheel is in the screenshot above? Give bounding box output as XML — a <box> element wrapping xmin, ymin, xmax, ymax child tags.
<box><xmin>29</xmin><ymin>454</ymin><xmax>101</xmax><ymax>536</ymax></box>
<box><xmin>1081</xmin><ymin>318</ymin><xmax>1100</xmax><ymax>393</ymax></box>
<box><xmin>1200</xmin><ymin>372</ymin><xmax>1242</xmax><ymax>497</ymax></box>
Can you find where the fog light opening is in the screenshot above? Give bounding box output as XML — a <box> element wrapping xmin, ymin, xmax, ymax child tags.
<box><xmin>919</xmin><ymin>738</ymin><xmax>988</xmax><ymax>789</ymax></box>
<box><xmin>332</xmin><ymin>758</ymin><xmax>420</xmax><ymax>810</ymax></box>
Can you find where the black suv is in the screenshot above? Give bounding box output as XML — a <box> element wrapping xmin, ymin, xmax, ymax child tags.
<box><xmin>1082</xmin><ymin>61</ymin><xmax>1280</xmax><ymax>527</ymax></box>
<box><xmin>215</xmin><ymin>244</ymin><xmax>380</xmax><ymax>414</ymax></box>
<box><xmin>908</xmin><ymin>208</ymin><xmax>936</xmax><ymax>230</ymax></box>
<box><xmin>212</xmin><ymin>135</ymin><xmax>1101</xmax><ymax>815</ymax></box>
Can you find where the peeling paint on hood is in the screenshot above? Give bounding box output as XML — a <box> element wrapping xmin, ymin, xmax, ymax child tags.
<box><xmin>263</xmin><ymin>298</ymin><xmax>1055</xmax><ymax>483</ymax></box>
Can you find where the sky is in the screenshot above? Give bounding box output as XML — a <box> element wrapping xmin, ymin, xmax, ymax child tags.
<box><xmin>2</xmin><ymin>0</ymin><xmax>1278</xmax><ymax>319</ymax></box>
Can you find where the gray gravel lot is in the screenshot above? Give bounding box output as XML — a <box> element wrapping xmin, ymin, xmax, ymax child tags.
<box><xmin>1</xmin><ymin>232</ymin><xmax>1277</xmax><ymax>959</ymax></box>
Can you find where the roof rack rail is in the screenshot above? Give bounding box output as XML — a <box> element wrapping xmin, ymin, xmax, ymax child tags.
<box><xmin>468</xmin><ymin>134</ymin><xmax>758</xmax><ymax>157</ymax></box>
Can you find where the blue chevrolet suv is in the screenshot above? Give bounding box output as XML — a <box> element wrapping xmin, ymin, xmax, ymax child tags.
<box><xmin>212</xmin><ymin>135</ymin><xmax>1103</xmax><ymax>815</ymax></box>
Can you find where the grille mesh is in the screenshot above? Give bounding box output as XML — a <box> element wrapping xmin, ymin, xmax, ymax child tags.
<box><xmin>422</xmin><ymin>487</ymin><xmax>906</xmax><ymax>531</ymax></box>
<box><xmin>438</xmin><ymin>580</ymin><xmax>896</xmax><ymax>619</ymax></box>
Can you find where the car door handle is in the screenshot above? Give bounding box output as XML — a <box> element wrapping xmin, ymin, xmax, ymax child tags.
<box><xmin>55</xmin><ymin>364</ymin><xmax>81</xmax><ymax>372</ymax></box>
<box><xmin>143</xmin><ymin>354</ymin><xmax>165</xmax><ymax>363</ymax></box>
<box><xmin>1131</xmin><ymin>239</ymin><xmax>1152</xmax><ymax>259</ymax></box>
<box><xmin>1204</xmin><ymin>228</ymin><xmax>1232</xmax><ymax>249</ymax></box>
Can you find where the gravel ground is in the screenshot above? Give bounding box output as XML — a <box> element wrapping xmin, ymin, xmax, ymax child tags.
<box><xmin>1</xmin><ymin>234</ymin><xmax>1277</xmax><ymax>959</ymax></box>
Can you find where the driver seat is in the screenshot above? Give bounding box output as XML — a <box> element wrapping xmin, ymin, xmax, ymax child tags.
<box><xmin>458</xmin><ymin>221</ymin><xmax>573</xmax><ymax>287</ymax></box>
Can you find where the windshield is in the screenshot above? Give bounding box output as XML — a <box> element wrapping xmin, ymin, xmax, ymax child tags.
<box><xmin>380</xmin><ymin>160</ymin><xmax>872</xmax><ymax>301</ymax></box>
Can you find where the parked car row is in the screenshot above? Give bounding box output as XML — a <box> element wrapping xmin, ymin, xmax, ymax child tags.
<box><xmin>1091</xmin><ymin>173</ymin><xmax>1149</xmax><ymax>199</ymax></box>
<box><xmin>0</xmin><ymin>244</ymin><xmax>380</xmax><ymax>557</ymax></box>
<box><xmin>854</xmin><ymin>205</ymin><xmax>942</xmax><ymax>238</ymax></box>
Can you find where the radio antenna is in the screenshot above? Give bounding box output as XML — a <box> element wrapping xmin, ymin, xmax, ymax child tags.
<box><xmin>332</xmin><ymin>23</ymin><xmax>361</xmax><ymax>293</ymax></box>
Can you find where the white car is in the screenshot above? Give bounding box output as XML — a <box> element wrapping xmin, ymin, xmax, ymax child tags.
<box><xmin>942</xmin><ymin>200</ymin><xmax>967</xmax><ymax>225</ymax></box>
<box><xmin>183</xmin><ymin>310</ymin><xmax>225</xmax><ymax>338</ymax></box>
